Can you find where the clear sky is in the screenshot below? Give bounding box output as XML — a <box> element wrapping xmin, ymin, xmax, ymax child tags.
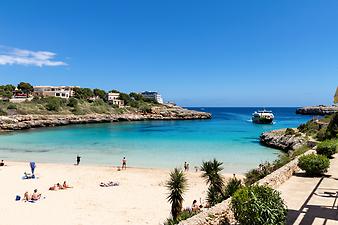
<box><xmin>0</xmin><ymin>0</ymin><xmax>337</xmax><ymax>106</ymax></box>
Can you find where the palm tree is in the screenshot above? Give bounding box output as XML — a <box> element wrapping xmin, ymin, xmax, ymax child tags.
<box><xmin>201</xmin><ymin>159</ymin><xmax>226</xmax><ymax>204</ymax></box>
<box><xmin>166</xmin><ymin>168</ymin><xmax>188</xmax><ymax>221</ymax></box>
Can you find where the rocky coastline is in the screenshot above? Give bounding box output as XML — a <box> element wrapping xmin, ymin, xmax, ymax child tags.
<box><xmin>296</xmin><ymin>105</ymin><xmax>338</xmax><ymax>115</ymax></box>
<box><xmin>260</xmin><ymin>128</ymin><xmax>316</xmax><ymax>152</ymax></box>
<box><xmin>0</xmin><ymin>106</ymin><xmax>211</xmax><ymax>131</ymax></box>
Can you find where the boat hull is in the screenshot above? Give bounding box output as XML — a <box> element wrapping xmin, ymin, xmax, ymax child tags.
<box><xmin>252</xmin><ymin>117</ymin><xmax>273</xmax><ymax>124</ymax></box>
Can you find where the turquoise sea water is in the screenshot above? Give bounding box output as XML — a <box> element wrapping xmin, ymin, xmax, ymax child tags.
<box><xmin>0</xmin><ymin>107</ymin><xmax>311</xmax><ymax>173</ymax></box>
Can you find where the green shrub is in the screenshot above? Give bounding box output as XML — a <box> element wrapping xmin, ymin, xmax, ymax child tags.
<box><xmin>45</xmin><ymin>97</ymin><xmax>62</xmax><ymax>111</ymax></box>
<box><xmin>164</xmin><ymin>210</ymin><xmax>198</xmax><ymax>225</ymax></box>
<box><xmin>224</xmin><ymin>176</ymin><xmax>242</xmax><ymax>199</ymax></box>
<box><xmin>324</xmin><ymin>113</ymin><xmax>338</xmax><ymax>139</ymax></box>
<box><xmin>298</xmin><ymin>154</ymin><xmax>330</xmax><ymax>176</ymax></box>
<box><xmin>316</xmin><ymin>140</ymin><xmax>337</xmax><ymax>158</ymax></box>
<box><xmin>7</xmin><ymin>103</ymin><xmax>17</xmax><ymax>110</ymax></box>
<box><xmin>0</xmin><ymin>107</ymin><xmax>7</xmax><ymax>116</ymax></box>
<box><xmin>67</xmin><ymin>97</ymin><xmax>78</xmax><ymax>107</ymax></box>
<box><xmin>231</xmin><ymin>185</ymin><xmax>287</xmax><ymax>225</ymax></box>
<box><xmin>244</xmin><ymin>162</ymin><xmax>274</xmax><ymax>186</ymax></box>
<box><xmin>285</xmin><ymin>128</ymin><xmax>295</xmax><ymax>135</ymax></box>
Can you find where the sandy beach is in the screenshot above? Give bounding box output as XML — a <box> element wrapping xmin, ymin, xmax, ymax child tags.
<box><xmin>0</xmin><ymin>161</ymin><xmax>240</xmax><ymax>225</ymax></box>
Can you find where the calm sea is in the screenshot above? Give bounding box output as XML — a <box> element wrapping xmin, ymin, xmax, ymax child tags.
<box><xmin>0</xmin><ymin>107</ymin><xmax>312</xmax><ymax>173</ymax></box>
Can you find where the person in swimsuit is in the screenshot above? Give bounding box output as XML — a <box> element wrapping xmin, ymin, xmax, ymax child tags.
<box><xmin>122</xmin><ymin>157</ymin><xmax>127</xmax><ymax>170</ymax></box>
<box><xmin>63</xmin><ymin>181</ymin><xmax>73</xmax><ymax>189</ymax></box>
<box><xmin>0</xmin><ymin>160</ymin><xmax>4</xmax><ymax>166</ymax></box>
<box><xmin>31</xmin><ymin>189</ymin><xmax>41</xmax><ymax>201</ymax></box>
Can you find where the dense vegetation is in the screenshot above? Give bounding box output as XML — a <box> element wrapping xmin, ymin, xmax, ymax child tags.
<box><xmin>0</xmin><ymin>82</ymin><xmax>160</xmax><ymax>115</ymax></box>
<box><xmin>298</xmin><ymin>154</ymin><xmax>330</xmax><ymax>176</ymax></box>
<box><xmin>231</xmin><ymin>185</ymin><xmax>287</xmax><ymax>225</ymax></box>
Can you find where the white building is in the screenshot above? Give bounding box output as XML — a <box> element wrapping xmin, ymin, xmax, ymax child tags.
<box><xmin>33</xmin><ymin>86</ymin><xmax>78</xmax><ymax>99</ymax></box>
<box><xmin>141</xmin><ymin>91</ymin><xmax>163</xmax><ymax>104</ymax></box>
<box><xmin>107</xmin><ymin>92</ymin><xmax>124</xmax><ymax>107</ymax></box>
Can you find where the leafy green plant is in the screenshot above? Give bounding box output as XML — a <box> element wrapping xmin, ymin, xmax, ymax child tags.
<box><xmin>244</xmin><ymin>162</ymin><xmax>274</xmax><ymax>186</ymax></box>
<box><xmin>164</xmin><ymin>210</ymin><xmax>198</xmax><ymax>225</ymax></box>
<box><xmin>201</xmin><ymin>159</ymin><xmax>226</xmax><ymax>206</ymax></box>
<box><xmin>67</xmin><ymin>97</ymin><xmax>78</xmax><ymax>107</ymax></box>
<box><xmin>224</xmin><ymin>176</ymin><xmax>242</xmax><ymax>199</ymax></box>
<box><xmin>45</xmin><ymin>97</ymin><xmax>63</xmax><ymax>111</ymax></box>
<box><xmin>231</xmin><ymin>185</ymin><xmax>287</xmax><ymax>225</ymax></box>
<box><xmin>316</xmin><ymin>140</ymin><xmax>337</xmax><ymax>158</ymax></box>
<box><xmin>7</xmin><ymin>103</ymin><xmax>17</xmax><ymax>110</ymax></box>
<box><xmin>298</xmin><ymin>154</ymin><xmax>330</xmax><ymax>176</ymax></box>
<box><xmin>0</xmin><ymin>107</ymin><xmax>7</xmax><ymax>116</ymax></box>
<box><xmin>324</xmin><ymin>113</ymin><xmax>338</xmax><ymax>139</ymax></box>
<box><xmin>166</xmin><ymin>168</ymin><xmax>188</xmax><ymax>222</ymax></box>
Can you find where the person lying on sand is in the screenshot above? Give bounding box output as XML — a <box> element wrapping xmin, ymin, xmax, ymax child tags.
<box><xmin>56</xmin><ymin>183</ymin><xmax>65</xmax><ymax>190</ymax></box>
<box><xmin>31</xmin><ymin>189</ymin><xmax>41</xmax><ymax>201</ymax></box>
<box><xmin>49</xmin><ymin>184</ymin><xmax>58</xmax><ymax>191</ymax></box>
<box><xmin>63</xmin><ymin>181</ymin><xmax>73</xmax><ymax>189</ymax></box>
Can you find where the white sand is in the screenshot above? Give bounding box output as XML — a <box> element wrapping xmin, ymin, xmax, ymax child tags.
<box><xmin>0</xmin><ymin>161</ymin><xmax>240</xmax><ymax>225</ymax></box>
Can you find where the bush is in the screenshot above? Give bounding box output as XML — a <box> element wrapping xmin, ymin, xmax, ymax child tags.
<box><xmin>231</xmin><ymin>185</ymin><xmax>287</xmax><ymax>225</ymax></box>
<box><xmin>324</xmin><ymin>113</ymin><xmax>338</xmax><ymax>139</ymax></box>
<box><xmin>244</xmin><ymin>162</ymin><xmax>274</xmax><ymax>186</ymax></box>
<box><xmin>67</xmin><ymin>97</ymin><xmax>78</xmax><ymax>107</ymax></box>
<box><xmin>164</xmin><ymin>210</ymin><xmax>197</xmax><ymax>225</ymax></box>
<box><xmin>285</xmin><ymin>128</ymin><xmax>295</xmax><ymax>135</ymax></box>
<box><xmin>316</xmin><ymin>140</ymin><xmax>337</xmax><ymax>158</ymax></box>
<box><xmin>7</xmin><ymin>103</ymin><xmax>17</xmax><ymax>110</ymax></box>
<box><xmin>298</xmin><ymin>154</ymin><xmax>330</xmax><ymax>176</ymax></box>
<box><xmin>0</xmin><ymin>107</ymin><xmax>7</xmax><ymax>116</ymax></box>
<box><xmin>45</xmin><ymin>97</ymin><xmax>62</xmax><ymax>111</ymax></box>
<box><xmin>224</xmin><ymin>176</ymin><xmax>242</xmax><ymax>199</ymax></box>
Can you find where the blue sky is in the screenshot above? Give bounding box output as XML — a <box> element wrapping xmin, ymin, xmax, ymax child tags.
<box><xmin>0</xmin><ymin>0</ymin><xmax>337</xmax><ymax>106</ymax></box>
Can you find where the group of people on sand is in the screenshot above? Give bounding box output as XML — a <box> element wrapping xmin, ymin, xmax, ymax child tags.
<box><xmin>23</xmin><ymin>189</ymin><xmax>42</xmax><ymax>202</ymax></box>
<box><xmin>49</xmin><ymin>181</ymin><xmax>73</xmax><ymax>191</ymax></box>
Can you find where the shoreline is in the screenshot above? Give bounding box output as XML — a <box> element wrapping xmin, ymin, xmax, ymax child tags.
<box><xmin>0</xmin><ymin>160</ymin><xmax>241</xmax><ymax>225</ymax></box>
<box><xmin>0</xmin><ymin>108</ymin><xmax>211</xmax><ymax>132</ymax></box>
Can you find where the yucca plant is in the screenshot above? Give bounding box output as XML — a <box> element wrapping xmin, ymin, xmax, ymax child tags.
<box><xmin>201</xmin><ymin>159</ymin><xmax>226</xmax><ymax>206</ymax></box>
<box><xmin>166</xmin><ymin>168</ymin><xmax>188</xmax><ymax>221</ymax></box>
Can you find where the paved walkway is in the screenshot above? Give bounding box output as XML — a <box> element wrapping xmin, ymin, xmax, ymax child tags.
<box><xmin>278</xmin><ymin>154</ymin><xmax>338</xmax><ymax>225</ymax></box>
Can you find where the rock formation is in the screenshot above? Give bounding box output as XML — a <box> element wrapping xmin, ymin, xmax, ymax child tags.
<box><xmin>0</xmin><ymin>106</ymin><xmax>211</xmax><ymax>131</ymax></box>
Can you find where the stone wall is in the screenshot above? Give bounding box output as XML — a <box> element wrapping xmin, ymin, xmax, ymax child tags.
<box><xmin>177</xmin><ymin>150</ymin><xmax>315</xmax><ymax>225</ymax></box>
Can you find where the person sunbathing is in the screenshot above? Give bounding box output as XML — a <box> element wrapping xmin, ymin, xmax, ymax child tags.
<box><xmin>56</xmin><ymin>183</ymin><xmax>65</xmax><ymax>190</ymax></box>
<box><xmin>31</xmin><ymin>189</ymin><xmax>41</xmax><ymax>201</ymax></box>
<box><xmin>23</xmin><ymin>191</ymin><xmax>31</xmax><ymax>201</ymax></box>
<box><xmin>49</xmin><ymin>184</ymin><xmax>58</xmax><ymax>191</ymax></box>
<box><xmin>63</xmin><ymin>181</ymin><xmax>73</xmax><ymax>189</ymax></box>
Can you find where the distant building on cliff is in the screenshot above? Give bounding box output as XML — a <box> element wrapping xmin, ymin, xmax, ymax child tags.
<box><xmin>141</xmin><ymin>91</ymin><xmax>163</xmax><ymax>104</ymax></box>
<box><xmin>335</xmin><ymin>87</ymin><xmax>338</xmax><ymax>104</ymax></box>
<box><xmin>33</xmin><ymin>86</ymin><xmax>78</xmax><ymax>99</ymax></box>
<box><xmin>107</xmin><ymin>92</ymin><xmax>124</xmax><ymax>107</ymax></box>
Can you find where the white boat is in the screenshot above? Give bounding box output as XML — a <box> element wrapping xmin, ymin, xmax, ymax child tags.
<box><xmin>252</xmin><ymin>110</ymin><xmax>274</xmax><ymax>124</ymax></box>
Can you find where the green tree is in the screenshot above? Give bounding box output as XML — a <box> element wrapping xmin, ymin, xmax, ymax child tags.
<box><xmin>17</xmin><ymin>82</ymin><xmax>33</xmax><ymax>96</ymax></box>
<box><xmin>201</xmin><ymin>159</ymin><xmax>226</xmax><ymax>206</ymax></box>
<box><xmin>325</xmin><ymin>113</ymin><xmax>338</xmax><ymax>139</ymax></box>
<box><xmin>45</xmin><ymin>97</ymin><xmax>62</xmax><ymax>111</ymax></box>
<box><xmin>166</xmin><ymin>168</ymin><xmax>188</xmax><ymax>222</ymax></box>
<box><xmin>118</xmin><ymin>93</ymin><xmax>132</xmax><ymax>105</ymax></box>
<box><xmin>0</xmin><ymin>84</ymin><xmax>16</xmax><ymax>98</ymax></box>
<box><xmin>73</xmin><ymin>87</ymin><xmax>94</xmax><ymax>99</ymax></box>
<box><xmin>93</xmin><ymin>88</ymin><xmax>107</xmax><ymax>100</ymax></box>
<box><xmin>129</xmin><ymin>92</ymin><xmax>144</xmax><ymax>101</ymax></box>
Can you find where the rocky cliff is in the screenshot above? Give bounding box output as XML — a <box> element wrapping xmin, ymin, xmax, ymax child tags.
<box><xmin>296</xmin><ymin>106</ymin><xmax>338</xmax><ymax>115</ymax></box>
<box><xmin>0</xmin><ymin>106</ymin><xmax>211</xmax><ymax>131</ymax></box>
<box><xmin>259</xmin><ymin>129</ymin><xmax>310</xmax><ymax>151</ymax></box>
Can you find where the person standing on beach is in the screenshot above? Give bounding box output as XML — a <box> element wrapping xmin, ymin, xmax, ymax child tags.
<box><xmin>30</xmin><ymin>162</ymin><xmax>36</xmax><ymax>176</ymax></box>
<box><xmin>184</xmin><ymin>162</ymin><xmax>188</xmax><ymax>172</ymax></box>
<box><xmin>76</xmin><ymin>155</ymin><xmax>81</xmax><ymax>165</ymax></box>
<box><xmin>122</xmin><ymin>157</ymin><xmax>127</xmax><ymax>170</ymax></box>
